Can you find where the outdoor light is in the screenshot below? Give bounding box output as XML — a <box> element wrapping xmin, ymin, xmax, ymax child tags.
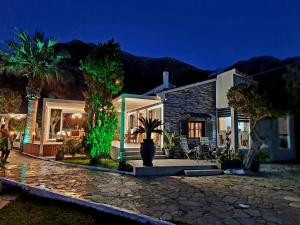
<box><xmin>72</xmin><ymin>112</ymin><xmax>82</xmax><ymax>119</ymax></box>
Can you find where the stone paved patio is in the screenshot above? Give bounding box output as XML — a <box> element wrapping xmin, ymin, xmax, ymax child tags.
<box><xmin>1</xmin><ymin>151</ymin><xmax>300</xmax><ymax>225</ymax></box>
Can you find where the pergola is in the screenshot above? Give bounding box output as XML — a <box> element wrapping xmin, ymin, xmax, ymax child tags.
<box><xmin>39</xmin><ymin>98</ymin><xmax>85</xmax><ymax>155</ymax></box>
<box><xmin>38</xmin><ymin>94</ymin><xmax>162</xmax><ymax>156</ymax></box>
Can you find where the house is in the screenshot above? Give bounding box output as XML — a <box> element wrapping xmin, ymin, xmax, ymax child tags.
<box><xmin>26</xmin><ymin>69</ymin><xmax>296</xmax><ymax>162</ymax></box>
<box><xmin>112</xmin><ymin>69</ymin><xmax>296</xmax><ymax>162</ymax></box>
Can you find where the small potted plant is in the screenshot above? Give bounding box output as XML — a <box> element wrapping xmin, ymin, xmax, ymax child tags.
<box><xmin>163</xmin><ymin>132</ymin><xmax>179</xmax><ymax>159</ymax></box>
<box><xmin>250</xmin><ymin>150</ymin><xmax>269</xmax><ymax>172</ymax></box>
<box><xmin>216</xmin><ymin>130</ymin><xmax>242</xmax><ymax>170</ymax></box>
<box><xmin>55</xmin><ymin>146</ymin><xmax>65</xmax><ymax>161</ymax></box>
<box><xmin>134</xmin><ymin>117</ymin><xmax>162</xmax><ymax>166</ymax></box>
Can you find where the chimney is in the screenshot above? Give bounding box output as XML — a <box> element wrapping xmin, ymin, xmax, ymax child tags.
<box><xmin>163</xmin><ymin>71</ymin><xmax>169</xmax><ymax>89</ymax></box>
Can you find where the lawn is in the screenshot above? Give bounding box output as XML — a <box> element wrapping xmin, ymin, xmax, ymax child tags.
<box><xmin>0</xmin><ymin>193</ymin><xmax>140</xmax><ymax>225</ymax></box>
<box><xmin>62</xmin><ymin>158</ymin><xmax>133</xmax><ymax>171</ymax></box>
<box><xmin>63</xmin><ymin>158</ymin><xmax>119</xmax><ymax>169</ymax></box>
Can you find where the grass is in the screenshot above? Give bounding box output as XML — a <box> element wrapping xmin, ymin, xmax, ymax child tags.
<box><xmin>63</xmin><ymin>158</ymin><xmax>121</xmax><ymax>170</ymax></box>
<box><xmin>0</xmin><ymin>193</ymin><xmax>140</xmax><ymax>225</ymax></box>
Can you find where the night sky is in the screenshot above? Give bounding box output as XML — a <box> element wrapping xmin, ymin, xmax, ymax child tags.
<box><xmin>1</xmin><ymin>0</ymin><xmax>300</xmax><ymax>70</ymax></box>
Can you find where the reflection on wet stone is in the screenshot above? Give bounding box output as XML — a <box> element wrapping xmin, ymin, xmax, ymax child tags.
<box><xmin>1</xmin><ymin>151</ymin><xmax>300</xmax><ymax>225</ymax></box>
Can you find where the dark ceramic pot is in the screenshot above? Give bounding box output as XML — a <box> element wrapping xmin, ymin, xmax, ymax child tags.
<box><xmin>55</xmin><ymin>150</ymin><xmax>64</xmax><ymax>161</ymax></box>
<box><xmin>221</xmin><ymin>159</ymin><xmax>243</xmax><ymax>170</ymax></box>
<box><xmin>165</xmin><ymin>149</ymin><xmax>174</xmax><ymax>159</ymax></box>
<box><xmin>140</xmin><ymin>139</ymin><xmax>156</xmax><ymax>166</ymax></box>
<box><xmin>250</xmin><ymin>161</ymin><xmax>260</xmax><ymax>172</ymax></box>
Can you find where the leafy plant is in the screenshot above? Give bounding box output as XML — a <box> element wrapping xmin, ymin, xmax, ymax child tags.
<box><xmin>163</xmin><ymin>132</ymin><xmax>179</xmax><ymax>151</ymax></box>
<box><xmin>227</xmin><ymin>83</ymin><xmax>283</xmax><ymax>170</ymax></box>
<box><xmin>0</xmin><ymin>89</ymin><xmax>22</xmax><ymax>114</ymax></box>
<box><xmin>60</xmin><ymin>138</ymin><xmax>83</xmax><ymax>157</ymax></box>
<box><xmin>253</xmin><ymin>150</ymin><xmax>269</xmax><ymax>164</ymax></box>
<box><xmin>80</xmin><ymin>40</ymin><xmax>123</xmax><ymax>163</ymax></box>
<box><xmin>0</xmin><ymin>30</ymin><xmax>68</xmax><ymax>144</ymax></box>
<box><xmin>9</xmin><ymin>118</ymin><xmax>26</xmax><ymax>133</ymax></box>
<box><xmin>134</xmin><ymin>117</ymin><xmax>163</xmax><ymax>141</ymax></box>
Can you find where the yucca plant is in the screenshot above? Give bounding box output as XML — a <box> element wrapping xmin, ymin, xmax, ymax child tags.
<box><xmin>0</xmin><ymin>30</ymin><xmax>68</xmax><ymax>144</ymax></box>
<box><xmin>134</xmin><ymin>117</ymin><xmax>162</xmax><ymax>166</ymax></box>
<box><xmin>135</xmin><ymin>117</ymin><xmax>163</xmax><ymax>140</ymax></box>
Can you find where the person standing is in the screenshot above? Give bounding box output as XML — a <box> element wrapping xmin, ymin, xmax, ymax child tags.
<box><xmin>0</xmin><ymin>127</ymin><xmax>11</xmax><ymax>163</ymax></box>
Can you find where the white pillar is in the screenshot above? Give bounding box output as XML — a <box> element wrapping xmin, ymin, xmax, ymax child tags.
<box><xmin>119</xmin><ymin>95</ymin><xmax>126</xmax><ymax>161</ymax></box>
<box><xmin>231</xmin><ymin>108</ymin><xmax>239</xmax><ymax>151</ymax></box>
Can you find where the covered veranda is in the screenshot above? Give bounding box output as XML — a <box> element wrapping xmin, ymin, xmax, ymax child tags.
<box><xmin>111</xmin><ymin>94</ymin><xmax>163</xmax><ymax>160</ymax></box>
<box><xmin>23</xmin><ymin>98</ymin><xmax>86</xmax><ymax>156</ymax></box>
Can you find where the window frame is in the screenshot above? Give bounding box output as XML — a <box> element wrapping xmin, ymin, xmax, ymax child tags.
<box><xmin>188</xmin><ymin>121</ymin><xmax>205</xmax><ymax>139</ymax></box>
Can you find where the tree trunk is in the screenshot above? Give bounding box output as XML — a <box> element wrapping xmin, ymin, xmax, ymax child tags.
<box><xmin>244</xmin><ymin>128</ymin><xmax>263</xmax><ymax>170</ymax></box>
<box><xmin>23</xmin><ymin>98</ymin><xmax>39</xmax><ymax>144</ymax></box>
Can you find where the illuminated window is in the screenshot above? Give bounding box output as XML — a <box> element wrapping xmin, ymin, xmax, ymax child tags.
<box><xmin>188</xmin><ymin>121</ymin><xmax>204</xmax><ymax>138</ymax></box>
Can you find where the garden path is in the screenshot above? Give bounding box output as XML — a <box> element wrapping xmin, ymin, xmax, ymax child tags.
<box><xmin>1</xmin><ymin>151</ymin><xmax>300</xmax><ymax>225</ymax></box>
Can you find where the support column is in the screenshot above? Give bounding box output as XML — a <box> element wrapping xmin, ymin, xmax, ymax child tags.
<box><xmin>118</xmin><ymin>94</ymin><xmax>126</xmax><ymax>161</ymax></box>
<box><xmin>231</xmin><ymin>107</ymin><xmax>239</xmax><ymax>151</ymax></box>
<box><xmin>39</xmin><ymin>99</ymin><xmax>47</xmax><ymax>156</ymax></box>
<box><xmin>60</xmin><ymin>111</ymin><xmax>64</xmax><ymax>131</ymax></box>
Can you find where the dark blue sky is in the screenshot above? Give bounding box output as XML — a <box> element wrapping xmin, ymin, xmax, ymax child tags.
<box><xmin>1</xmin><ymin>0</ymin><xmax>300</xmax><ymax>69</ymax></box>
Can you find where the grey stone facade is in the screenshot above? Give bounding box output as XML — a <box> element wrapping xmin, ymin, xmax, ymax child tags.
<box><xmin>163</xmin><ymin>80</ymin><xmax>217</xmax><ymax>150</ymax></box>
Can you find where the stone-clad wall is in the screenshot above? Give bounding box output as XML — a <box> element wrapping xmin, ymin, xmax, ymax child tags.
<box><xmin>163</xmin><ymin>80</ymin><xmax>217</xmax><ymax>149</ymax></box>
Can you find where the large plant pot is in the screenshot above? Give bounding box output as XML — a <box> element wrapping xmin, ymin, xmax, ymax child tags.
<box><xmin>219</xmin><ymin>159</ymin><xmax>243</xmax><ymax>170</ymax></box>
<box><xmin>140</xmin><ymin>139</ymin><xmax>156</xmax><ymax>166</ymax></box>
<box><xmin>165</xmin><ymin>149</ymin><xmax>174</xmax><ymax>159</ymax></box>
<box><xmin>55</xmin><ymin>150</ymin><xmax>64</xmax><ymax>161</ymax></box>
<box><xmin>250</xmin><ymin>161</ymin><xmax>260</xmax><ymax>172</ymax></box>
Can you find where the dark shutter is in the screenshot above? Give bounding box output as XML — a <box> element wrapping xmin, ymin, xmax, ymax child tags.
<box><xmin>179</xmin><ymin>120</ymin><xmax>188</xmax><ymax>136</ymax></box>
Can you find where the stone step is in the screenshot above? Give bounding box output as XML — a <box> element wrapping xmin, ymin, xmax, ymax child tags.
<box><xmin>126</xmin><ymin>155</ymin><xmax>167</xmax><ymax>160</ymax></box>
<box><xmin>125</xmin><ymin>150</ymin><xmax>164</xmax><ymax>156</ymax></box>
<box><xmin>184</xmin><ymin>169</ymin><xmax>224</xmax><ymax>176</ymax></box>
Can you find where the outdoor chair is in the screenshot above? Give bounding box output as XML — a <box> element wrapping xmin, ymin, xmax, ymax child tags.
<box><xmin>199</xmin><ymin>137</ymin><xmax>214</xmax><ymax>161</ymax></box>
<box><xmin>180</xmin><ymin>136</ymin><xmax>198</xmax><ymax>159</ymax></box>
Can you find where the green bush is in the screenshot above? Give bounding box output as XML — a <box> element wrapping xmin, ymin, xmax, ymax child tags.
<box><xmin>61</xmin><ymin>138</ymin><xmax>84</xmax><ymax>157</ymax></box>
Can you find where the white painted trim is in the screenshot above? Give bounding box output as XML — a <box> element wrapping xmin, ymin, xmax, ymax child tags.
<box><xmin>161</xmin><ymin>78</ymin><xmax>217</xmax><ymax>94</ymax></box>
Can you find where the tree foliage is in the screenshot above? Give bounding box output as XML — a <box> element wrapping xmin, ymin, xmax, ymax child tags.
<box><xmin>283</xmin><ymin>65</ymin><xmax>300</xmax><ymax>114</ymax></box>
<box><xmin>227</xmin><ymin>83</ymin><xmax>275</xmax><ymax>128</ymax></box>
<box><xmin>227</xmin><ymin>83</ymin><xmax>282</xmax><ymax>169</ymax></box>
<box><xmin>80</xmin><ymin>40</ymin><xmax>123</xmax><ymax>160</ymax></box>
<box><xmin>0</xmin><ymin>30</ymin><xmax>68</xmax><ymax>143</ymax></box>
<box><xmin>0</xmin><ymin>30</ymin><xmax>67</xmax><ymax>99</ymax></box>
<box><xmin>0</xmin><ymin>88</ymin><xmax>22</xmax><ymax>114</ymax></box>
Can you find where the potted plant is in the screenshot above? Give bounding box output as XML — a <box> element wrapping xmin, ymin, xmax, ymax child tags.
<box><xmin>250</xmin><ymin>150</ymin><xmax>269</xmax><ymax>172</ymax></box>
<box><xmin>134</xmin><ymin>117</ymin><xmax>162</xmax><ymax>166</ymax></box>
<box><xmin>55</xmin><ymin>147</ymin><xmax>64</xmax><ymax>161</ymax></box>
<box><xmin>163</xmin><ymin>132</ymin><xmax>179</xmax><ymax>159</ymax></box>
<box><xmin>216</xmin><ymin>130</ymin><xmax>243</xmax><ymax>170</ymax></box>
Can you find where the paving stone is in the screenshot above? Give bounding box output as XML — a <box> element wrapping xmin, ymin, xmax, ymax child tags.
<box><xmin>1</xmin><ymin>151</ymin><xmax>300</xmax><ymax>225</ymax></box>
<box><xmin>233</xmin><ymin>209</ymin><xmax>250</xmax><ymax>218</ymax></box>
<box><xmin>237</xmin><ymin>218</ymin><xmax>256</xmax><ymax>225</ymax></box>
<box><xmin>289</xmin><ymin>202</ymin><xmax>300</xmax><ymax>208</ymax></box>
<box><xmin>0</xmin><ymin>199</ymin><xmax>10</xmax><ymax>209</ymax></box>
<box><xmin>244</xmin><ymin>209</ymin><xmax>260</xmax><ymax>217</ymax></box>
<box><xmin>284</xmin><ymin>196</ymin><xmax>300</xmax><ymax>202</ymax></box>
<box><xmin>223</xmin><ymin>218</ymin><xmax>241</xmax><ymax>225</ymax></box>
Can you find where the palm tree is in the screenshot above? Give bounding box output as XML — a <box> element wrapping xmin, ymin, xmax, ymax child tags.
<box><xmin>0</xmin><ymin>30</ymin><xmax>66</xmax><ymax>144</ymax></box>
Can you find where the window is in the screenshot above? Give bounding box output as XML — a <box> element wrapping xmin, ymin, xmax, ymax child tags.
<box><xmin>278</xmin><ymin>116</ymin><xmax>290</xmax><ymax>149</ymax></box>
<box><xmin>238</xmin><ymin>120</ymin><xmax>250</xmax><ymax>149</ymax></box>
<box><xmin>218</xmin><ymin>116</ymin><xmax>231</xmax><ymax>147</ymax></box>
<box><xmin>188</xmin><ymin>121</ymin><xmax>204</xmax><ymax>138</ymax></box>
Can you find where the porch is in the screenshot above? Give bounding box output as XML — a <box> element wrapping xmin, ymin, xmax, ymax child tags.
<box><xmin>112</xmin><ymin>94</ymin><xmax>164</xmax><ymax>160</ymax></box>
